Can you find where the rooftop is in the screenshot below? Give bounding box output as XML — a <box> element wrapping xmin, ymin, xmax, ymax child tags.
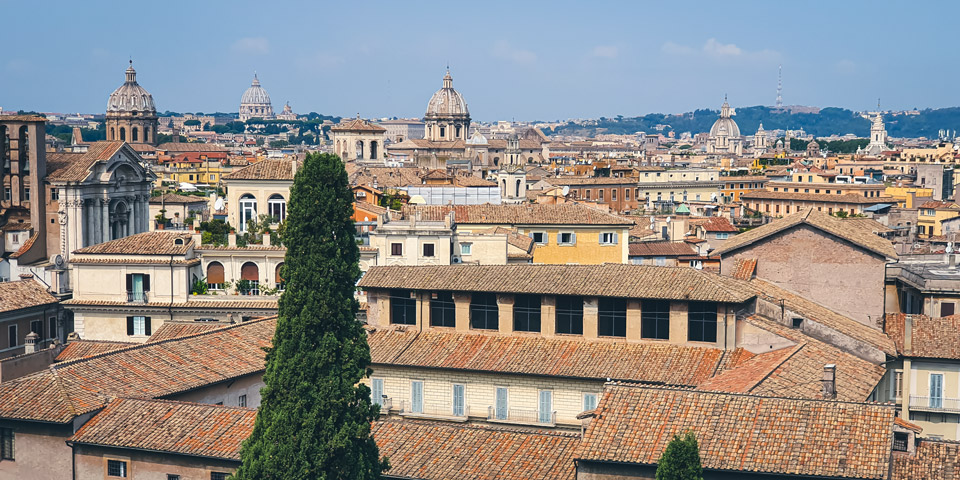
<box><xmin>402</xmin><ymin>204</ymin><xmax>634</xmax><ymax>226</ymax></box>
<box><xmin>72</xmin><ymin>231</ymin><xmax>194</xmax><ymax>256</ymax></box>
<box><xmin>628</xmin><ymin>241</ymin><xmax>696</xmax><ymax>257</ymax></box>
<box><xmin>46</xmin><ymin>141</ymin><xmax>127</xmax><ymax>182</ymax></box>
<box><xmin>886</xmin><ymin>313</ymin><xmax>960</xmax><ymax>360</ymax></box>
<box><xmin>223</xmin><ymin>158</ymin><xmax>301</xmax><ymax>181</ymax></box>
<box><xmin>0</xmin><ymin>279</ymin><xmax>59</xmax><ymax>313</ymax></box>
<box><xmin>740</xmin><ymin>190</ymin><xmax>895</xmax><ymax>205</ymax></box>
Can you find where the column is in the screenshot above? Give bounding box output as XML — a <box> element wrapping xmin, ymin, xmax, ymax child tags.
<box><xmin>454</xmin><ymin>292</ymin><xmax>471</xmax><ymax>333</ymax></box>
<box><xmin>498</xmin><ymin>294</ymin><xmax>513</xmax><ymax>334</ymax></box>
<box><xmin>583</xmin><ymin>297</ymin><xmax>598</xmax><ymax>339</ymax></box>
<box><xmin>101</xmin><ymin>197</ymin><xmax>110</xmax><ymax>242</ymax></box>
<box><xmin>541</xmin><ymin>296</ymin><xmax>556</xmax><ymax>337</ymax></box>
<box><xmin>626</xmin><ymin>300</ymin><xmax>642</xmax><ymax>340</ymax></box>
<box><xmin>668</xmin><ymin>301</ymin><xmax>688</xmax><ymax>345</ymax></box>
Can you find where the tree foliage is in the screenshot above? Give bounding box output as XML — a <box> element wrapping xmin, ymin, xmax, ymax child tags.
<box><xmin>656</xmin><ymin>432</ymin><xmax>703</xmax><ymax>480</ymax></box>
<box><xmin>235</xmin><ymin>152</ymin><xmax>386</xmax><ymax>480</ymax></box>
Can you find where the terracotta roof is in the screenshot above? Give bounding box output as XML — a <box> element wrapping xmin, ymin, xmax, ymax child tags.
<box><xmin>628</xmin><ymin>224</ymin><xmax>656</xmax><ymax>239</ymax></box>
<box><xmin>156</xmin><ymin>143</ymin><xmax>228</xmax><ymax>153</ymax></box>
<box><xmin>453</xmin><ymin>174</ymin><xmax>497</xmax><ymax>187</ymax></box>
<box><xmin>422</xmin><ymin>169</ymin><xmax>450</xmax><ymax>180</ymax></box>
<box><xmin>147</xmin><ymin>322</ymin><xmax>232</xmax><ymax>342</ymax></box>
<box><xmin>329</xmin><ymin>117</ymin><xmax>386</xmax><ymax>132</ymax></box>
<box><xmin>359</xmin><ymin>264</ymin><xmax>756</xmax><ymax>304</ymax></box>
<box><xmin>550</xmin><ymin>176</ymin><xmax>640</xmax><ymax>186</ymax></box>
<box><xmin>713</xmin><ymin>208</ymin><xmax>897</xmax><ymax>259</ymax></box>
<box><xmin>402</xmin><ymin>204</ymin><xmax>634</xmax><ymax>226</ymax></box>
<box><xmin>349</xmin><ymin>166</ymin><xmax>424</xmax><ymax>188</ymax></box>
<box><xmin>919</xmin><ymin>201</ymin><xmax>960</xmax><ymax>210</ymax></box>
<box><xmin>373</xmin><ymin>419</ymin><xmax>578</xmax><ymax>480</ymax></box>
<box><xmin>55</xmin><ymin>341</ymin><xmax>136</xmax><ymax>362</ymax></box>
<box><xmin>223</xmin><ymin>159</ymin><xmax>301</xmax><ymax>180</ymax></box>
<box><xmin>475</xmin><ymin>226</ymin><xmax>534</xmax><ymax>252</ymax></box>
<box><xmin>61</xmin><ymin>298</ymin><xmax>278</xmax><ymax>310</ymax></box>
<box><xmin>68</xmin><ymin>398</ymin><xmax>254</xmax><ymax>461</ymax></box>
<box><xmin>9</xmin><ymin>233</ymin><xmax>38</xmax><ymax>258</ymax></box>
<box><xmin>843</xmin><ymin>217</ymin><xmax>894</xmax><ymax>234</ymax></box>
<box><xmin>69</xmin><ymin>258</ymin><xmax>201</xmax><ymax>266</ymax></box>
<box><xmin>698</xmin><ymin>216</ymin><xmax>738</xmax><ymax>233</ymax></box>
<box><xmin>628</xmin><ymin>241</ymin><xmax>696</xmax><ymax>257</ymax></box>
<box><xmin>0</xmin><ymin>115</ymin><xmax>46</xmax><ymax>122</ymax></box>
<box><xmin>0</xmin><ymin>221</ymin><xmax>31</xmax><ymax>231</ymax></box>
<box><xmin>149</xmin><ymin>193</ymin><xmax>208</xmax><ymax>204</ymax></box>
<box><xmin>0</xmin><ymin>317</ymin><xmax>275</xmax><ymax>423</ymax></box>
<box><xmin>577</xmin><ymin>384</ymin><xmax>896</xmax><ymax>479</ymax></box>
<box><xmin>731</xmin><ymin>258</ymin><xmax>757</xmax><ymax>280</ymax></box>
<box><xmin>0</xmin><ymin>279</ymin><xmax>58</xmax><ymax>313</ymax></box>
<box><xmin>891</xmin><ymin>440</ymin><xmax>960</xmax><ymax>480</ymax></box>
<box><xmin>72</xmin><ymin>231</ymin><xmax>194</xmax><ymax>255</ymax></box>
<box><xmin>369</xmin><ymin>327</ymin><xmax>740</xmax><ymax>386</ymax></box>
<box><xmin>886</xmin><ymin>313</ymin><xmax>960</xmax><ymax>359</ymax></box>
<box><xmin>46</xmin><ymin>141</ymin><xmax>127</xmax><ymax>182</ymax></box>
<box><xmin>740</xmin><ymin>190</ymin><xmax>894</xmax><ymax>205</ymax></box>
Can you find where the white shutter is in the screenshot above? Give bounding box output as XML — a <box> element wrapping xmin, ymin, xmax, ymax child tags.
<box><xmin>412</xmin><ymin>381</ymin><xmax>423</xmax><ymax>413</ymax></box>
<box><xmin>371</xmin><ymin>378</ymin><xmax>383</xmax><ymax>406</ymax></box>
<box><xmin>495</xmin><ymin>387</ymin><xmax>508</xmax><ymax>420</ymax></box>
<box><xmin>583</xmin><ymin>393</ymin><xmax>598</xmax><ymax>411</ymax></box>
<box><xmin>571</xmin><ymin>233</ymin><xmax>577</xmax><ymax>245</ymax></box>
<box><xmin>453</xmin><ymin>384</ymin><xmax>464</xmax><ymax>416</ymax></box>
<box><xmin>613</xmin><ymin>233</ymin><xmax>619</xmax><ymax>245</ymax></box>
<box><xmin>539</xmin><ymin>390</ymin><xmax>552</xmax><ymax>423</ymax></box>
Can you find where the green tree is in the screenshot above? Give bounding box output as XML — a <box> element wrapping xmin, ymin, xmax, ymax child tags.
<box><xmin>656</xmin><ymin>432</ymin><xmax>703</xmax><ymax>480</ymax></box>
<box><xmin>234</xmin><ymin>152</ymin><xmax>386</xmax><ymax>479</ymax></box>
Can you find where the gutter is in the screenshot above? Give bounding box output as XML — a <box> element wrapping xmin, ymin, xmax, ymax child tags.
<box><xmin>65</xmin><ymin>440</ymin><xmax>239</xmax><ymax>464</ymax></box>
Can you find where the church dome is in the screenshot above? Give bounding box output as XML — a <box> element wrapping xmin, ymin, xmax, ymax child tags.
<box><xmin>425</xmin><ymin>70</ymin><xmax>469</xmax><ymax>118</ymax></box>
<box><xmin>466</xmin><ymin>130</ymin><xmax>488</xmax><ymax>145</ymax></box>
<box><xmin>107</xmin><ymin>61</ymin><xmax>156</xmax><ymax>114</ymax></box>
<box><xmin>241</xmin><ymin>74</ymin><xmax>272</xmax><ymax>106</ymax></box>
<box><xmin>709</xmin><ymin>99</ymin><xmax>740</xmax><ymax>137</ymax></box>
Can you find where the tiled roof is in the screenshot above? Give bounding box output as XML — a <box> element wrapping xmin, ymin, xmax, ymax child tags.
<box><xmin>72</xmin><ymin>231</ymin><xmax>194</xmax><ymax>255</ymax></box>
<box><xmin>368</xmin><ymin>328</ymin><xmax>739</xmax><ymax>386</ymax></box>
<box><xmin>147</xmin><ymin>322</ymin><xmax>232</xmax><ymax>342</ymax></box>
<box><xmin>886</xmin><ymin>313</ymin><xmax>960</xmax><ymax>359</ymax></box>
<box><xmin>61</xmin><ymin>299</ymin><xmax>278</xmax><ymax>310</ymax></box>
<box><xmin>740</xmin><ymin>190</ymin><xmax>894</xmax><ymax>205</ymax></box>
<box><xmin>453</xmin><ymin>174</ymin><xmax>497</xmax><ymax>187</ymax></box>
<box><xmin>550</xmin><ymin>176</ymin><xmax>640</xmax><ymax>186</ymax></box>
<box><xmin>475</xmin><ymin>227</ymin><xmax>534</xmax><ymax>253</ymax></box>
<box><xmin>359</xmin><ymin>264</ymin><xmax>756</xmax><ymax>304</ymax></box>
<box><xmin>156</xmin><ymin>143</ymin><xmax>228</xmax><ymax>153</ymax></box>
<box><xmin>46</xmin><ymin>141</ymin><xmax>126</xmax><ymax>182</ymax></box>
<box><xmin>402</xmin><ymin>204</ymin><xmax>634</xmax><ymax>226</ymax></box>
<box><xmin>843</xmin><ymin>217</ymin><xmax>894</xmax><ymax>234</ymax></box>
<box><xmin>349</xmin><ymin>166</ymin><xmax>424</xmax><ymax>188</ymax></box>
<box><xmin>55</xmin><ymin>341</ymin><xmax>136</xmax><ymax>362</ymax></box>
<box><xmin>148</xmin><ymin>193</ymin><xmax>208</xmax><ymax>204</ymax></box>
<box><xmin>698</xmin><ymin>216</ymin><xmax>738</xmax><ymax>233</ymax></box>
<box><xmin>577</xmin><ymin>384</ymin><xmax>896</xmax><ymax>479</ymax></box>
<box><xmin>919</xmin><ymin>201</ymin><xmax>960</xmax><ymax>210</ymax></box>
<box><xmin>731</xmin><ymin>258</ymin><xmax>757</xmax><ymax>280</ymax></box>
<box><xmin>0</xmin><ymin>317</ymin><xmax>275</xmax><ymax>423</ymax></box>
<box><xmin>0</xmin><ymin>279</ymin><xmax>59</xmax><ymax>313</ymax></box>
<box><xmin>68</xmin><ymin>398</ymin><xmax>254</xmax><ymax>461</ymax></box>
<box><xmin>713</xmin><ymin>208</ymin><xmax>897</xmax><ymax>259</ymax></box>
<box><xmin>223</xmin><ymin>159</ymin><xmax>301</xmax><ymax>180</ymax></box>
<box><xmin>0</xmin><ymin>221</ymin><xmax>31</xmax><ymax>231</ymax></box>
<box><xmin>329</xmin><ymin>117</ymin><xmax>386</xmax><ymax>132</ymax></box>
<box><xmin>891</xmin><ymin>440</ymin><xmax>960</xmax><ymax>480</ymax></box>
<box><xmin>373</xmin><ymin>419</ymin><xmax>578</xmax><ymax>480</ymax></box>
<box><xmin>9</xmin><ymin>233</ymin><xmax>37</xmax><ymax>258</ymax></box>
<box><xmin>69</xmin><ymin>258</ymin><xmax>201</xmax><ymax>266</ymax></box>
<box><xmin>628</xmin><ymin>241</ymin><xmax>696</xmax><ymax>257</ymax></box>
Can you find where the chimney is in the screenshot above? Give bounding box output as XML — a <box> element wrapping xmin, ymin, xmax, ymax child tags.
<box><xmin>262</xmin><ymin>230</ymin><xmax>271</xmax><ymax>246</ymax></box>
<box><xmin>904</xmin><ymin>314</ymin><xmax>913</xmax><ymax>355</ymax></box>
<box><xmin>24</xmin><ymin>332</ymin><xmax>39</xmax><ymax>354</ymax></box>
<box><xmin>192</xmin><ymin>231</ymin><xmax>202</xmax><ymax>246</ymax></box>
<box><xmin>291</xmin><ymin>159</ymin><xmax>298</xmax><ymax>177</ymax></box>
<box><xmin>228</xmin><ymin>232</ymin><xmax>237</xmax><ymax>247</ymax></box>
<box><xmin>822</xmin><ymin>364</ymin><xmax>837</xmax><ymax>399</ymax></box>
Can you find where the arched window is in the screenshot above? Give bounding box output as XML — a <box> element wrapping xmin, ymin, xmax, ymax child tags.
<box><xmin>493</xmin><ymin>157</ymin><xmax>500</xmax><ymax>167</ymax></box>
<box><xmin>240</xmin><ymin>262</ymin><xmax>260</xmax><ymax>295</ymax></box>
<box><xmin>144</xmin><ymin>126</ymin><xmax>150</xmax><ymax>142</ymax></box>
<box><xmin>455</xmin><ymin>125</ymin><xmax>461</xmax><ymax>138</ymax></box>
<box><xmin>268</xmin><ymin>194</ymin><xmax>286</xmax><ymax>223</ymax></box>
<box><xmin>369</xmin><ymin>141</ymin><xmax>378</xmax><ymax>160</ymax></box>
<box><xmin>110</xmin><ymin>127</ymin><xmax>115</xmax><ymax>140</ymax></box>
<box><xmin>18</xmin><ymin>126</ymin><xmax>28</xmax><ymax>174</ymax></box>
<box><xmin>439</xmin><ymin>126</ymin><xmax>446</xmax><ymax>138</ymax></box>
<box><xmin>119</xmin><ymin>127</ymin><xmax>126</xmax><ymax>141</ymax></box>
<box><xmin>207</xmin><ymin>262</ymin><xmax>225</xmax><ymax>290</ymax></box>
<box><xmin>131</xmin><ymin>127</ymin><xmax>139</xmax><ymax>142</ymax></box>
<box><xmin>239</xmin><ymin>194</ymin><xmax>257</xmax><ymax>232</ymax></box>
<box><xmin>515</xmin><ymin>179</ymin><xmax>522</xmax><ymax>197</ymax></box>
<box><xmin>355</xmin><ymin>140</ymin><xmax>363</xmax><ymax>159</ymax></box>
<box><xmin>275</xmin><ymin>263</ymin><xmax>285</xmax><ymax>291</ymax></box>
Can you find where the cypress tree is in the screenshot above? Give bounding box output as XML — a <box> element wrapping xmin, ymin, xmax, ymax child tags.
<box><xmin>656</xmin><ymin>431</ymin><xmax>704</xmax><ymax>480</ymax></box>
<box><xmin>235</xmin><ymin>153</ymin><xmax>386</xmax><ymax>479</ymax></box>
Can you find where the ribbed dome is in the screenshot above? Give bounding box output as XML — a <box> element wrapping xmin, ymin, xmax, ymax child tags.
<box><xmin>240</xmin><ymin>74</ymin><xmax>272</xmax><ymax>105</ymax></box>
<box><xmin>107</xmin><ymin>61</ymin><xmax>156</xmax><ymax>114</ymax></box>
<box><xmin>425</xmin><ymin>70</ymin><xmax>469</xmax><ymax>118</ymax></box>
<box><xmin>709</xmin><ymin>99</ymin><xmax>740</xmax><ymax>137</ymax></box>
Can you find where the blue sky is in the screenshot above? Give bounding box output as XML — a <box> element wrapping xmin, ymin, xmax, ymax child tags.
<box><xmin>1</xmin><ymin>1</ymin><xmax>957</xmax><ymax>121</ymax></box>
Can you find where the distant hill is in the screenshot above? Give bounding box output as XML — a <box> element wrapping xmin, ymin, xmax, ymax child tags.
<box><xmin>542</xmin><ymin>106</ymin><xmax>960</xmax><ymax>139</ymax></box>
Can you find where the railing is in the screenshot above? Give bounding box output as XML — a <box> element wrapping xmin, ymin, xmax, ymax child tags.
<box><xmin>374</xmin><ymin>397</ymin><xmax>392</xmax><ymax>415</ymax></box>
<box><xmin>487</xmin><ymin>406</ymin><xmax>556</xmax><ymax>427</ymax></box>
<box><xmin>126</xmin><ymin>291</ymin><xmax>148</xmax><ymax>303</ymax></box>
<box><xmin>910</xmin><ymin>395</ymin><xmax>960</xmax><ymax>413</ymax></box>
<box><xmin>399</xmin><ymin>401</ymin><xmax>469</xmax><ymax>421</ymax></box>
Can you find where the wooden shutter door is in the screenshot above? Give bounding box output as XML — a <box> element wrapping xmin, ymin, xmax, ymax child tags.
<box><xmin>241</xmin><ymin>263</ymin><xmax>259</xmax><ymax>281</ymax></box>
<box><xmin>207</xmin><ymin>263</ymin><xmax>225</xmax><ymax>284</ymax></box>
<box><xmin>126</xmin><ymin>317</ymin><xmax>134</xmax><ymax>336</ymax></box>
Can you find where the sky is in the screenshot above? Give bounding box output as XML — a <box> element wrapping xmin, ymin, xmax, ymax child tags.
<box><xmin>1</xmin><ymin>1</ymin><xmax>958</xmax><ymax>121</ymax></box>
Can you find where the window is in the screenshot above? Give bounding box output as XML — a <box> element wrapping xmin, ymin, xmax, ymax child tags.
<box><xmin>390</xmin><ymin>243</ymin><xmax>403</xmax><ymax>256</ymax></box>
<box><xmin>930</xmin><ymin>374</ymin><xmax>944</xmax><ymax>409</ymax></box>
<box><xmin>513</xmin><ymin>295</ymin><xmax>541</xmax><ymax>332</ymax></box>
<box><xmin>49</xmin><ymin>316</ymin><xmax>57</xmax><ymax>340</ymax></box>
<box><xmin>892</xmin><ymin>432</ymin><xmax>909</xmax><ymax>452</ymax></box>
<box><xmin>641</xmin><ymin>300</ymin><xmax>670</xmax><ymax>340</ymax></box>
<box><xmin>556</xmin><ymin>296</ymin><xmax>584</xmax><ymax>334</ymax></box>
<box><xmin>126</xmin><ymin>316</ymin><xmax>152</xmax><ymax>336</ymax></box>
<box><xmin>430</xmin><ymin>292</ymin><xmax>456</xmax><ymax>327</ymax></box>
<box><xmin>238</xmin><ymin>394</ymin><xmax>247</xmax><ymax>408</ymax></box>
<box><xmin>538</xmin><ymin>390</ymin><xmax>553</xmax><ymax>424</ymax></box>
<box><xmin>370</xmin><ymin>378</ymin><xmax>386</xmax><ymax>408</ymax></box>
<box><xmin>23</xmin><ymin>187</ymin><xmax>29</xmax><ymax>201</ymax></box>
<box><xmin>207</xmin><ymin>262</ymin><xmax>225</xmax><ymax>290</ymax></box>
<box><xmin>167</xmin><ymin>475</ymin><xmax>181</xmax><ymax>480</ymax></box>
<box><xmin>453</xmin><ymin>384</ymin><xmax>465</xmax><ymax>417</ymax></box>
<box><xmin>792</xmin><ymin>317</ymin><xmax>804</xmax><ymax>329</ymax></box>
<box><xmin>942</xmin><ymin>302</ymin><xmax>956</xmax><ymax>317</ymax></box>
<box><xmin>7</xmin><ymin>325</ymin><xmax>16</xmax><ymax>348</ymax></box>
<box><xmin>599</xmin><ymin>232</ymin><xmax>618</xmax><ymax>245</ymax></box>
<box><xmin>390</xmin><ymin>290</ymin><xmax>416</xmax><ymax>325</ymax></box>
<box><xmin>530</xmin><ymin>232</ymin><xmax>547</xmax><ymax>244</ymax></box>
<box><xmin>460</xmin><ymin>243</ymin><xmax>472</xmax><ymax>255</ymax></box>
<box><xmin>598</xmin><ymin>189</ymin><xmax>604</xmax><ymax>201</ymax></box>
<box><xmin>687</xmin><ymin>302</ymin><xmax>718</xmax><ymax>343</ymax></box>
<box><xmin>558</xmin><ymin>232</ymin><xmax>576</xmax><ymax>245</ymax></box>
<box><xmin>715</xmin><ymin>233</ymin><xmax>729</xmax><ymax>240</ymax></box>
<box><xmin>598</xmin><ymin>298</ymin><xmax>627</xmax><ymax>337</ymax></box>
<box><xmin>892</xmin><ymin>371</ymin><xmax>903</xmax><ymax>400</ymax></box>
<box><xmin>624</xmin><ymin>189</ymin><xmax>630</xmax><ymax>201</ymax></box>
<box><xmin>3</xmin><ymin>187</ymin><xmax>10</xmax><ymax>201</ymax></box>
<box><xmin>0</xmin><ymin>427</ymin><xmax>13</xmax><ymax>461</ymax></box>
<box><xmin>422</xmin><ymin>243</ymin><xmax>435</xmax><ymax>257</ymax></box>
<box><xmin>470</xmin><ymin>293</ymin><xmax>499</xmax><ymax>330</ymax></box>
<box><xmin>611</xmin><ymin>189</ymin><xmax>617</xmax><ymax>201</ymax></box>
<box><xmin>107</xmin><ymin>459</ymin><xmax>127</xmax><ymax>477</ymax></box>
<box><xmin>411</xmin><ymin>380</ymin><xmax>424</xmax><ymax>414</ymax></box>
<box><xmin>239</xmin><ymin>194</ymin><xmax>257</xmax><ymax>232</ymax></box>
<box><xmin>125</xmin><ymin>273</ymin><xmax>150</xmax><ymax>303</ymax></box>
<box><xmin>267</xmin><ymin>194</ymin><xmax>286</xmax><ymax>223</ymax></box>
<box><xmin>211</xmin><ymin>473</ymin><xmax>230</xmax><ymax>480</ymax></box>
<box><xmin>495</xmin><ymin>387</ymin><xmax>508</xmax><ymax>420</ymax></box>
<box><xmin>583</xmin><ymin>393</ymin><xmax>598</xmax><ymax>412</ymax></box>
<box><xmin>654</xmin><ymin>256</ymin><xmax>666</xmax><ymax>266</ymax></box>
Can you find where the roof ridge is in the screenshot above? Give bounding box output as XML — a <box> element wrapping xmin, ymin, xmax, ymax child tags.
<box><xmin>608</xmin><ymin>381</ymin><xmax>894</xmax><ymax>407</ymax></box>
<box><xmin>376</xmin><ymin>418</ymin><xmax>581</xmax><ymax>438</ymax></box>
<box><xmin>744</xmin><ymin>343</ymin><xmax>807</xmax><ymax>393</ymax></box>
<box><xmin>111</xmin><ymin>396</ymin><xmax>257</xmax><ymax>411</ymax></box>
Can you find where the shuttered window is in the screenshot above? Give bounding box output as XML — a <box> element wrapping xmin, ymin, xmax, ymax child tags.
<box><xmin>411</xmin><ymin>381</ymin><xmax>423</xmax><ymax>414</ymax></box>
<box><xmin>207</xmin><ymin>262</ymin><xmax>225</xmax><ymax>290</ymax></box>
<box><xmin>495</xmin><ymin>387</ymin><xmax>508</xmax><ymax>420</ymax></box>
<box><xmin>127</xmin><ymin>316</ymin><xmax>152</xmax><ymax>336</ymax></box>
<box><xmin>371</xmin><ymin>378</ymin><xmax>384</xmax><ymax>406</ymax></box>
<box><xmin>240</xmin><ymin>263</ymin><xmax>259</xmax><ymax>281</ymax></box>
<box><xmin>453</xmin><ymin>384</ymin><xmax>465</xmax><ymax>416</ymax></box>
<box><xmin>538</xmin><ymin>390</ymin><xmax>553</xmax><ymax>424</ymax></box>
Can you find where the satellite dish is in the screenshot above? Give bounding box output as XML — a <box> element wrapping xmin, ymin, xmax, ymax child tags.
<box><xmin>666</xmin><ymin>216</ymin><xmax>672</xmax><ymax>223</ymax></box>
<box><xmin>561</xmin><ymin>186</ymin><xmax>570</xmax><ymax>196</ymax></box>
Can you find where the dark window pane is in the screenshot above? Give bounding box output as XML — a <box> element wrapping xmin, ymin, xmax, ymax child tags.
<box><xmin>598</xmin><ymin>298</ymin><xmax>627</xmax><ymax>337</ymax></box>
<box><xmin>513</xmin><ymin>295</ymin><xmax>541</xmax><ymax>332</ymax></box>
<box><xmin>470</xmin><ymin>293</ymin><xmax>499</xmax><ymax>330</ymax></box>
<box><xmin>556</xmin><ymin>296</ymin><xmax>583</xmax><ymax>335</ymax></box>
<box><xmin>422</xmin><ymin>243</ymin><xmax>435</xmax><ymax>257</ymax></box>
<box><xmin>390</xmin><ymin>290</ymin><xmax>416</xmax><ymax>325</ymax></box>
<box><xmin>641</xmin><ymin>300</ymin><xmax>670</xmax><ymax>340</ymax></box>
<box><xmin>430</xmin><ymin>292</ymin><xmax>456</xmax><ymax>327</ymax></box>
<box><xmin>688</xmin><ymin>302</ymin><xmax>718</xmax><ymax>343</ymax></box>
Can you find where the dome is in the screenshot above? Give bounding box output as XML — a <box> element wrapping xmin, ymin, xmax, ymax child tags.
<box><xmin>107</xmin><ymin>61</ymin><xmax>156</xmax><ymax>114</ymax></box>
<box><xmin>425</xmin><ymin>70</ymin><xmax>469</xmax><ymax>118</ymax></box>
<box><xmin>241</xmin><ymin>74</ymin><xmax>272</xmax><ymax>106</ymax></box>
<box><xmin>466</xmin><ymin>130</ymin><xmax>488</xmax><ymax>145</ymax></box>
<box><xmin>709</xmin><ymin>99</ymin><xmax>740</xmax><ymax>137</ymax></box>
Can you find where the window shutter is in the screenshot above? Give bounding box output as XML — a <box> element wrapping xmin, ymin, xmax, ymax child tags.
<box><xmin>241</xmin><ymin>263</ymin><xmax>259</xmax><ymax>281</ymax></box>
<box><xmin>453</xmin><ymin>385</ymin><xmax>464</xmax><ymax>416</ymax></box>
<box><xmin>613</xmin><ymin>233</ymin><xmax>618</xmax><ymax>244</ymax></box>
<box><xmin>143</xmin><ymin>275</ymin><xmax>151</xmax><ymax>292</ymax></box>
<box><xmin>412</xmin><ymin>381</ymin><xmax>423</xmax><ymax>413</ymax></box>
<box><xmin>125</xmin><ymin>274</ymin><xmax>132</xmax><ymax>291</ymax></box>
<box><xmin>496</xmin><ymin>387</ymin><xmax>507</xmax><ymax>419</ymax></box>
<box><xmin>207</xmin><ymin>263</ymin><xmax>225</xmax><ymax>284</ymax></box>
<box><xmin>144</xmin><ymin>317</ymin><xmax>152</xmax><ymax>336</ymax></box>
<box><xmin>275</xmin><ymin>264</ymin><xmax>284</xmax><ymax>283</ymax></box>
<box><xmin>126</xmin><ymin>317</ymin><xmax>134</xmax><ymax>336</ymax></box>
<box><xmin>571</xmin><ymin>233</ymin><xmax>577</xmax><ymax>244</ymax></box>
<box><xmin>539</xmin><ymin>391</ymin><xmax>552</xmax><ymax>422</ymax></box>
<box><xmin>371</xmin><ymin>379</ymin><xmax>383</xmax><ymax>406</ymax></box>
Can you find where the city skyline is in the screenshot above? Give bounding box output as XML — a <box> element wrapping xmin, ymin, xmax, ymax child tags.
<box><xmin>2</xmin><ymin>1</ymin><xmax>958</xmax><ymax>120</ymax></box>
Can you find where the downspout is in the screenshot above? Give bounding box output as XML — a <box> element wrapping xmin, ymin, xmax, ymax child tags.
<box><xmin>169</xmin><ymin>253</ymin><xmax>175</xmax><ymax>322</ymax></box>
<box><xmin>69</xmin><ymin>441</ymin><xmax>76</xmax><ymax>480</ymax></box>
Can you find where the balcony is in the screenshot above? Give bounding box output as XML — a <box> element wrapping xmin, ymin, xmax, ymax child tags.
<box><xmin>910</xmin><ymin>395</ymin><xmax>960</xmax><ymax>413</ymax></box>
<box><xmin>398</xmin><ymin>401</ymin><xmax>469</xmax><ymax>422</ymax></box>
<box><xmin>374</xmin><ymin>397</ymin><xmax>392</xmax><ymax>415</ymax></box>
<box><xmin>487</xmin><ymin>406</ymin><xmax>556</xmax><ymax>427</ymax></box>
<box><xmin>126</xmin><ymin>291</ymin><xmax>148</xmax><ymax>303</ymax></box>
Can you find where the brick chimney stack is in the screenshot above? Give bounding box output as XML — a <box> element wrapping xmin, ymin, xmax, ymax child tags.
<box><xmin>822</xmin><ymin>364</ymin><xmax>837</xmax><ymax>399</ymax></box>
<box><xmin>24</xmin><ymin>332</ymin><xmax>39</xmax><ymax>355</ymax></box>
